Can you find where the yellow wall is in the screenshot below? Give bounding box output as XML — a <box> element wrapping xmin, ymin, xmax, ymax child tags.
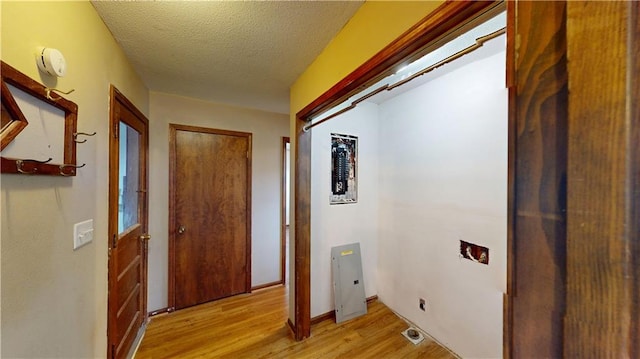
<box><xmin>287</xmin><ymin>0</ymin><xmax>443</xmax><ymax>322</ymax></box>
<box><xmin>290</xmin><ymin>0</ymin><xmax>444</xmax><ymax>117</ymax></box>
<box><xmin>1</xmin><ymin>2</ymin><xmax>148</xmax><ymax>357</ymax></box>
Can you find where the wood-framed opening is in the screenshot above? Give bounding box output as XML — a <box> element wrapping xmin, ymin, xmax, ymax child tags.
<box><xmin>293</xmin><ymin>0</ymin><xmax>639</xmax><ymax>357</ymax></box>
<box><xmin>281</xmin><ymin>137</ymin><xmax>290</xmax><ymax>287</ymax></box>
<box><xmin>253</xmin><ymin>135</ymin><xmax>290</xmax><ymax>291</ymax></box>
<box><xmin>292</xmin><ymin>0</ymin><xmax>507</xmax><ymax>342</ymax></box>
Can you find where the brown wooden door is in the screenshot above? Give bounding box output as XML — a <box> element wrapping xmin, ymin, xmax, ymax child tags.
<box><xmin>108</xmin><ymin>87</ymin><xmax>149</xmax><ymax>359</ymax></box>
<box><xmin>170</xmin><ymin>125</ymin><xmax>251</xmax><ymax>310</ymax></box>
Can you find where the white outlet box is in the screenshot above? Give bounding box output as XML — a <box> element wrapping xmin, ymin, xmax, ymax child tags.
<box><xmin>73</xmin><ymin>219</ymin><xmax>94</xmax><ymax>250</ymax></box>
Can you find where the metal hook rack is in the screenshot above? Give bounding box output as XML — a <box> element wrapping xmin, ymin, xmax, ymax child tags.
<box><xmin>74</xmin><ymin>131</ymin><xmax>97</xmax><ymax>143</ymax></box>
<box><xmin>0</xmin><ymin>61</ymin><xmax>82</xmax><ymax>177</ymax></box>
<box><xmin>59</xmin><ymin>163</ymin><xmax>86</xmax><ymax>176</ymax></box>
<box><xmin>45</xmin><ymin>87</ymin><xmax>75</xmax><ymax>102</ymax></box>
<box><xmin>15</xmin><ymin>157</ymin><xmax>53</xmax><ymax>174</ymax></box>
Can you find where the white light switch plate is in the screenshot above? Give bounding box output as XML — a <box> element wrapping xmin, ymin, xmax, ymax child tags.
<box><xmin>73</xmin><ymin>219</ymin><xmax>94</xmax><ymax>250</ymax></box>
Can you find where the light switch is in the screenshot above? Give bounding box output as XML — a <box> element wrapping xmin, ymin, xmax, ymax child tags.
<box><xmin>73</xmin><ymin>219</ymin><xmax>94</xmax><ymax>250</ymax></box>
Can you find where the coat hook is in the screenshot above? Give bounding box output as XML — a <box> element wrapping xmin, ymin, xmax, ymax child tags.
<box><xmin>59</xmin><ymin>163</ymin><xmax>86</xmax><ymax>176</ymax></box>
<box><xmin>45</xmin><ymin>87</ymin><xmax>75</xmax><ymax>101</ymax></box>
<box><xmin>16</xmin><ymin>157</ymin><xmax>53</xmax><ymax>174</ymax></box>
<box><xmin>74</xmin><ymin>132</ymin><xmax>97</xmax><ymax>143</ymax></box>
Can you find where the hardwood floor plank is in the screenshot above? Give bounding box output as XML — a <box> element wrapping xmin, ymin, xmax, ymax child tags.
<box><xmin>136</xmin><ymin>286</ymin><xmax>456</xmax><ymax>358</ymax></box>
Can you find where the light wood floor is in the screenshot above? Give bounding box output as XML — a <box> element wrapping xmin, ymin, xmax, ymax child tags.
<box><xmin>135</xmin><ymin>286</ymin><xmax>456</xmax><ymax>358</ymax></box>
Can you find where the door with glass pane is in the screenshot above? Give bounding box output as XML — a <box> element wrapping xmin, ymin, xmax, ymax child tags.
<box><xmin>108</xmin><ymin>87</ymin><xmax>148</xmax><ymax>359</ymax></box>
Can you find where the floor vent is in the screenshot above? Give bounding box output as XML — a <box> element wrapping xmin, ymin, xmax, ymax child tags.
<box><xmin>401</xmin><ymin>327</ymin><xmax>425</xmax><ymax>345</ymax></box>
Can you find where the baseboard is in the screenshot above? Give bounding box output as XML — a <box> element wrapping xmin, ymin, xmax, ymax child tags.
<box><xmin>310</xmin><ymin>311</ymin><xmax>334</xmax><ymax>325</ymax></box>
<box><xmin>149</xmin><ymin>307</ymin><xmax>174</xmax><ymax>317</ymax></box>
<box><xmin>287</xmin><ymin>318</ymin><xmax>295</xmax><ymax>336</ymax></box>
<box><xmin>251</xmin><ymin>280</ymin><xmax>284</xmax><ymax>291</ymax></box>
<box><xmin>310</xmin><ymin>295</ymin><xmax>378</xmax><ymax>325</ymax></box>
<box><xmin>127</xmin><ymin>322</ymin><xmax>147</xmax><ymax>359</ymax></box>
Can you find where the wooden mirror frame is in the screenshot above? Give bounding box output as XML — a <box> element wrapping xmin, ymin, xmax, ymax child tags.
<box><xmin>1</xmin><ymin>80</ymin><xmax>29</xmax><ymax>150</ymax></box>
<box><xmin>0</xmin><ymin>61</ymin><xmax>78</xmax><ymax>176</ymax></box>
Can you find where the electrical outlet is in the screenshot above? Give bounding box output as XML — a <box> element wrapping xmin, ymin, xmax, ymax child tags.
<box><xmin>419</xmin><ymin>298</ymin><xmax>426</xmax><ymax>311</ymax></box>
<box><xmin>460</xmin><ymin>240</ymin><xmax>489</xmax><ymax>264</ymax></box>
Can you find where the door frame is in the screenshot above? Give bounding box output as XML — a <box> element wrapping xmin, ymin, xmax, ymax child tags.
<box><xmin>280</xmin><ymin>137</ymin><xmax>290</xmax><ymax>286</ymax></box>
<box><xmin>107</xmin><ymin>86</ymin><xmax>149</xmax><ymax>359</ymax></box>
<box><xmin>167</xmin><ymin>124</ymin><xmax>253</xmax><ymax>309</ymax></box>
<box><xmin>292</xmin><ymin>0</ymin><xmax>504</xmax><ymax>341</ymax></box>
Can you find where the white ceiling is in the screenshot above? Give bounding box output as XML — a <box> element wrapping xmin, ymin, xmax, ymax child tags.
<box><xmin>91</xmin><ymin>1</ymin><xmax>363</xmax><ymax>114</ymax></box>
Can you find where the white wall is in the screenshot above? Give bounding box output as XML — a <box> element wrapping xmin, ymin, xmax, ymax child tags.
<box><xmin>376</xmin><ymin>45</ymin><xmax>507</xmax><ymax>357</ymax></box>
<box><xmin>148</xmin><ymin>92</ymin><xmax>289</xmax><ymax>311</ymax></box>
<box><xmin>310</xmin><ymin>102</ymin><xmax>379</xmax><ymax>317</ymax></box>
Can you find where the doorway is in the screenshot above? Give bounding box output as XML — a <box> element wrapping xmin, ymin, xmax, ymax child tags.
<box><xmin>292</xmin><ymin>0</ymin><xmax>507</xmax><ymax>342</ymax></box>
<box><xmin>281</xmin><ymin>137</ymin><xmax>290</xmax><ymax>285</ymax></box>
<box><xmin>168</xmin><ymin>124</ymin><xmax>252</xmax><ymax>310</ymax></box>
<box><xmin>107</xmin><ymin>86</ymin><xmax>149</xmax><ymax>359</ymax></box>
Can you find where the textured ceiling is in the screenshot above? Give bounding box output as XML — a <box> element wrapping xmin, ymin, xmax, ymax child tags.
<box><xmin>92</xmin><ymin>1</ymin><xmax>363</xmax><ymax>114</ymax></box>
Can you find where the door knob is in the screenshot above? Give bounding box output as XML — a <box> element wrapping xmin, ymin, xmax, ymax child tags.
<box><xmin>177</xmin><ymin>225</ymin><xmax>186</xmax><ymax>234</ymax></box>
<box><xmin>140</xmin><ymin>234</ymin><xmax>151</xmax><ymax>241</ymax></box>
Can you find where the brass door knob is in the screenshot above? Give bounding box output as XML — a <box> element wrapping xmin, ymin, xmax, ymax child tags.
<box><xmin>140</xmin><ymin>234</ymin><xmax>151</xmax><ymax>241</ymax></box>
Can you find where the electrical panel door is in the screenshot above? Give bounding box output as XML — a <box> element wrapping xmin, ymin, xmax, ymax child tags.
<box><xmin>331</xmin><ymin>243</ymin><xmax>367</xmax><ymax>323</ymax></box>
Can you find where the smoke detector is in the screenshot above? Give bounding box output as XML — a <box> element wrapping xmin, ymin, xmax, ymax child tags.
<box><xmin>36</xmin><ymin>47</ymin><xmax>67</xmax><ymax>77</ymax></box>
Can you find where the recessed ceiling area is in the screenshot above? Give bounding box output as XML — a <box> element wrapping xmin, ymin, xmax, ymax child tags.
<box><xmin>91</xmin><ymin>1</ymin><xmax>364</xmax><ymax>114</ymax></box>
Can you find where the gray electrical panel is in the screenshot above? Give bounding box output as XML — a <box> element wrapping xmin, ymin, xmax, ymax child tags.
<box><xmin>331</xmin><ymin>243</ymin><xmax>367</xmax><ymax>323</ymax></box>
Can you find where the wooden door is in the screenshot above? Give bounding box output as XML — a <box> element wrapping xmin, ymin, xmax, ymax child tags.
<box><xmin>169</xmin><ymin>124</ymin><xmax>251</xmax><ymax>310</ymax></box>
<box><xmin>564</xmin><ymin>2</ymin><xmax>640</xmax><ymax>357</ymax></box>
<box><xmin>108</xmin><ymin>87</ymin><xmax>149</xmax><ymax>359</ymax></box>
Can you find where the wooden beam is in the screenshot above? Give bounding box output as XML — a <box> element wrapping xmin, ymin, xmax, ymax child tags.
<box><xmin>295</xmin><ymin>1</ymin><xmax>499</xmax><ymax>121</ymax></box>
<box><xmin>565</xmin><ymin>1</ymin><xmax>640</xmax><ymax>357</ymax></box>
<box><xmin>503</xmin><ymin>0</ymin><xmax>516</xmax><ymax>357</ymax></box>
<box><xmin>294</xmin><ymin>116</ymin><xmax>311</xmax><ymax>340</ymax></box>
<box><xmin>510</xmin><ymin>1</ymin><xmax>568</xmax><ymax>357</ymax></box>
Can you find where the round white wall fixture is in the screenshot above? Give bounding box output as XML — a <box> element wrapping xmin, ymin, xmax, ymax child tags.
<box><xmin>36</xmin><ymin>48</ymin><xmax>67</xmax><ymax>77</ymax></box>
